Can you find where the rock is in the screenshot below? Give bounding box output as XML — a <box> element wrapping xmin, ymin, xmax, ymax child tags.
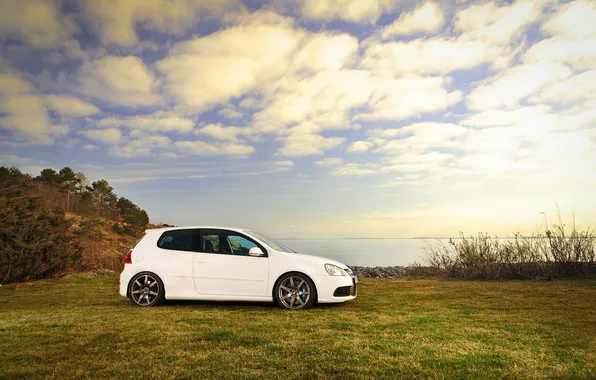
<box><xmin>349</xmin><ymin>265</ymin><xmax>441</xmax><ymax>278</ymax></box>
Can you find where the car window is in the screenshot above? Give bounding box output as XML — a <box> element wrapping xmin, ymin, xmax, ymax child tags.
<box><xmin>202</xmin><ymin>234</ymin><xmax>221</xmax><ymax>253</ymax></box>
<box><xmin>228</xmin><ymin>235</ymin><xmax>257</xmax><ymax>255</ymax></box>
<box><xmin>157</xmin><ymin>229</ymin><xmax>196</xmax><ymax>252</ymax></box>
<box><xmin>199</xmin><ymin>229</ymin><xmax>265</xmax><ymax>256</ymax></box>
<box><xmin>246</xmin><ymin>230</ymin><xmax>296</xmax><ymax>253</ymax></box>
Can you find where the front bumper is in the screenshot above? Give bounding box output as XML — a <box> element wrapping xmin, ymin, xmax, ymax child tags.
<box><xmin>313</xmin><ymin>274</ymin><xmax>358</xmax><ymax>303</ymax></box>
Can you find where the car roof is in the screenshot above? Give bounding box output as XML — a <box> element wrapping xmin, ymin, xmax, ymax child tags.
<box><xmin>145</xmin><ymin>226</ymin><xmax>250</xmax><ymax>234</ymax></box>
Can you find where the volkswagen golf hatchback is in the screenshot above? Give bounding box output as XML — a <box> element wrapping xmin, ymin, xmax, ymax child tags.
<box><xmin>119</xmin><ymin>226</ymin><xmax>357</xmax><ymax>310</ymax></box>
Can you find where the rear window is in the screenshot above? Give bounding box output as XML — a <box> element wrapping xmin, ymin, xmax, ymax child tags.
<box><xmin>157</xmin><ymin>229</ymin><xmax>196</xmax><ymax>252</ymax></box>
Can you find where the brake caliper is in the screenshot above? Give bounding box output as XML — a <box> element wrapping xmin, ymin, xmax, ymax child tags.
<box><xmin>300</xmin><ymin>283</ymin><xmax>308</xmax><ymax>302</ymax></box>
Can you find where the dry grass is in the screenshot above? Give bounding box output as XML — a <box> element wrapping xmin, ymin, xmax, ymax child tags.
<box><xmin>1</xmin><ymin>276</ymin><xmax>595</xmax><ymax>378</ymax></box>
<box><xmin>72</xmin><ymin>216</ymin><xmax>139</xmax><ymax>274</ymax></box>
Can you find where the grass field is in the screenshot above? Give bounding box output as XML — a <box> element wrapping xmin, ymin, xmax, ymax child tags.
<box><xmin>1</xmin><ymin>275</ymin><xmax>595</xmax><ymax>379</ymax></box>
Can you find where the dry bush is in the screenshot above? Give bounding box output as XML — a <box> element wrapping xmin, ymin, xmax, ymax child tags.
<box><xmin>75</xmin><ymin>218</ymin><xmax>138</xmax><ymax>273</ymax></box>
<box><xmin>424</xmin><ymin>213</ymin><xmax>596</xmax><ymax>280</ymax></box>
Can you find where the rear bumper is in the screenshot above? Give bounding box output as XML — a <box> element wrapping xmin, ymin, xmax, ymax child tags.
<box><xmin>119</xmin><ymin>266</ymin><xmax>134</xmax><ymax>298</ymax></box>
<box><xmin>313</xmin><ymin>274</ymin><xmax>358</xmax><ymax>303</ymax></box>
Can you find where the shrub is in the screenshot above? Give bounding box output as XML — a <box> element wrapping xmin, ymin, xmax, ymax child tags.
<box><xmin>424</xmin><ymin>217</ymin><xmax>596</xmax><ymax>280</ymax></box>
<box><xmin>112</xmin><ymin>222</ymin><xmax>125</xmax><ymax>234</ymax></box>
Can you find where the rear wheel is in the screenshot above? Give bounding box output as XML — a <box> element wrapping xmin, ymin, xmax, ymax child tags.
<box><xmin>129</xmin><ymin>273</ymin><xmax>164</xmax><ymax>307</ymax></box>
<box><xmin>274</xmin><ymin>272</ymin><xmax>316</xmax><ymax>310</ymax></box>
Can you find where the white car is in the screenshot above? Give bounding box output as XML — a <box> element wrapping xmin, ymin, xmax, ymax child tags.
<box><xmin>119</xmin><ymin>226</ymin><xmax>357</xmax><ymax>310</ymax></box>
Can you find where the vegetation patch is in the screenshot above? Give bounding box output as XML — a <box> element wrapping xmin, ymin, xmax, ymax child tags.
<box><xmin>0</xmin><ymin>166</ymin><xmax>151</xmax><ymax>284</ymax></box>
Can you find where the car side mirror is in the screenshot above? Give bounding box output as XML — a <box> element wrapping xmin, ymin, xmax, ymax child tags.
<box><xmin>249</xmin><ymin>247</ymin><xmax>265</xmax><ymax>257</ymax></box>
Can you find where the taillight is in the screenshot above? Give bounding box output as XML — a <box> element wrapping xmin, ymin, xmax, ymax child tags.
<box><xmin>124</xmin><ymin>249</ymin><xmax>133</xmax><ymax>264</ymax></box>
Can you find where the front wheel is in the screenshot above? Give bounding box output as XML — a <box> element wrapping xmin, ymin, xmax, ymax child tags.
<box><xmin>129</xmin><ymin>272</ymin><xmax>164</xmax><ymax>307</ymax></box>
<box><xmin>274</xmin><ymin>273</ymin><xmax>316</xmax><ymax>310</ymax></box>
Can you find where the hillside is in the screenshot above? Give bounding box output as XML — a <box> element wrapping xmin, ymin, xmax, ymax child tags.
<box><xmin>0</xmin><ymin>166</ymin><xmax>153</xmax><ymax>284</ymax></box>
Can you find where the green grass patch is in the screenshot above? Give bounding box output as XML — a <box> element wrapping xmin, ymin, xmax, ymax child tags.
<box><xmin>1</xmin><ymin>275</ymin><xmax>595</xmax><ymax>378</ymax></box>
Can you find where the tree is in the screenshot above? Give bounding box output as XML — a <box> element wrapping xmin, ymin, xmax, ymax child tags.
<box><xmin>58</xmin><ymin>167</ymin><xmax>76</xmax><ymax>186</ymax></box>
<box><xmin>36</xmin><ymin>168</ymin><xmax>58</xmax><ymax>184</ymax></box>
<box><xmin>74</xmin><ymin>172</ymin><xmax>89</xmax><ymax>194</ymax></box>
<box><xmin>117</xmin><ymin>197</ymin><xmax>149</xmax><ymax>231</ymax></box>
<box><xmin>0</xmin><ymin>166</ymin><xmax>23</xmax><ymax>186</ymax></box>
<box><xmin>58</xmin><ymin>167</ymin><xmax>77</xmax><ymax>212</ymax></box>
<box><xmin>91</xmin><ymin>179</ymin><xmax>117</xmax><ymax>218</ymax></box>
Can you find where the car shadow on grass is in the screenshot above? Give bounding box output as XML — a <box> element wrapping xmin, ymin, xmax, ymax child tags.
<box><xmin>159</xmin><ymin>299</ymin><xmax>346</xmax><ymax>310</ymax></box>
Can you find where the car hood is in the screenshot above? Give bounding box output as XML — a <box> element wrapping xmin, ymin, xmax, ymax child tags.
<box><xmin>293</xmin><ymin>252</ymin><xmax>350</xmax><ymax>269</ymax></box>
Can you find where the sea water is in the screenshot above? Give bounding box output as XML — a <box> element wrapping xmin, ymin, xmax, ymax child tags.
<box><xmin>277</xmin><ymin>238</ymin><xmax>440</xmax><ymax>267</ymax></box>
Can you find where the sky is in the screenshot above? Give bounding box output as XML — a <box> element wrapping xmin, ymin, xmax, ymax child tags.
<box><xmin>0</xmin><ymin>0</ymin><xmax>595</xmax><ymax>238</ymax></box>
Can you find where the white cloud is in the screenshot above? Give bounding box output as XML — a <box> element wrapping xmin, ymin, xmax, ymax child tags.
<box><xmin>347</xmin><ymin>141</ymin><xmax>372</xmax><ymax>153</ymax></box>
<box><xmin>380</xmin><ymin>152</ymin><xmax>457</xmax><ymax>174</ymax></box>
<box><xmin>522</xmin><ymin>0</ymin><xmax>596</xmax><ymax>71</ymax></box>
<box><xmin>0</xmin><ymin>154</ymin><xmax>38</xmax><ymax>166</ymax></box>
<box><xmin>255</xmin><ymin>70</ymin><xmax>375</xmax><ymax>131</ymax></box>
<box><xmin>382</xmin><ymin>2</ymin><xmax>444</xmax><ymax>39</ymax></box>
<box><xmin>542</xmin><ymin>0</ymin><xmax>596</xmax><ymax>39</ymax></box>
<box><xmin>82</xmin><ymin>144</ymin><xmax>98</xmax><ymax>151</ymax></box>
<box><xmin>174</xmin><ymin>140</ymin><xmax>255</xmax><ymax>156</ymax></box>
<box><xmin>196</xmin><ymin>123</ymin><xmax>251</xmax><ymax>142</ymax></box>
<box><xmin>156</xmin><ymin>21</ymin><xmax>304</xmax><ymax>112</ymax></box>
<box><xmin>0</xmin><ymin>84</ymin><xmax>67</xmax><ymax>145</ymax></box>
<box><xmin>361</xmin><ymin>38</ymin><xmax>501</xmax><ymax>75</ymax></box>
<box><xmin>292</xmin><ymin>33</ymin><xmax>358</xmax><ymax>72</ymax></box>
<box><xmin>356</xmin><ymin>76</ymin><xmax>461</xmax><ymax>121</ymax></box>
<box><xmin>331</xmin><ymin>163</ymin><xmax>379</xmax><ymax>176</ymax></box>
<box><xmin>299</xmin><ymin>0</ymin><xmax>400</xmax><ymax>23</ymax></box>
<box><xmin>239</xmin><ymin>97</ymin><xmax>260</xmax><ymax>109</ymax></box>
<box><xmin>0</xmin><ymin>0</ymin><xmax>68</xmax><ymax>48</ymax></box>
<box><xmin>533</xmin><ymin>70</ymin><xmax>596</xmax><ymax>104</ymax></box>
<box><xmin>278</xmin><ymin>132</ymin><xmax>346</xmax><ymax>157</ymax></box>
<box><xmin>79</xmin><ymin>128</ymin><xmax>122</xmax><ymax>144</ymax></box>
<box><xmin>0</xmin><ymin>73</ymin><xmax>33</xmax><ymax>94</ymax></box>
<box><xmin>455</xmin><ymin>0</ymin><xmax>545</xmax><ymax>44</ymax></box>
<box><xmin>98</xmin><ymin>112</ymin><xmax>194</xmax><ymax>133</ymax></box>
<box><xmin>44</xmin><ymin>95</ymin><xmax>99</xmax><ymax>116</ymax></box>
<box><xmin>466</xmin><ymin>62</ymin><xmax>572</xmax><ymax>110</ymax></box>
<box><xmin>461</xmin><ymin>105</ymin><xmax>553</xmax><ymax>128</ymax></box>
<box><xmin>274</xmin><ymin>160</ymin><xmax>293</xmax><ymax>168</ymax></box>
<box><xmin>218</xmin><ymin>107</ymin><xmax>243</xmax><ymax>120</ymax></box>
<box><xmin>83</xmin><ymin>0</ymin><xmax>243</xmax><ymax>46</ymax></box>
<box><xmin>315</xmin><ymin>157</ymin><xmax>342</xmax><ymax>166</ymax></box>
<box><xmin>524</xmin><ymin>38</ymin><xmax>596</xmax><ymax>71</ymax></box>
<box><xmin>378</xmin><ymin>122</ymin><xmax>467</xmax><ymax>155</ymax></box>
<box><xmin>364</xmin><ymin>0</ymin><xmax>545</xmax><ymax>77</ymax></box>
<box><xmin>108</xmin><ymin>133</ymin><xmax>172</xmax><ymax>157</ymax></box>
<box><xmin>78</xmin><ymin>56</ymin><xmax>159</xmax><ymax>106</ymax></box>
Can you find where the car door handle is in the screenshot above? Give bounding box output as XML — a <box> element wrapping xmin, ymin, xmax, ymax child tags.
<box><xmin>195</xmin><ymin>259</ymin><xmax>206</xmax><ymax>263</ymax></box>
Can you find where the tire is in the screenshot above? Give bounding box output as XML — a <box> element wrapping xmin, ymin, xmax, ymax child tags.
<box><xmin>128</xmin><ymin>272</ymin><xmax>165</xmax><ymax>307</ymax></box>
<box><xmin>274</xmin><ymin>272</ymin><xmax>317</xmax><ymax>310</ymax></box>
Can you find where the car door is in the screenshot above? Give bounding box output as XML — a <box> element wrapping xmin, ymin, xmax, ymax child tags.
<box><xmin>154</xmin><ymin>229</ymin><xmax>199</xmax><ymax>298</ymax></box>
<box><xmin>193</xmin><ymin>229</ymin><xmax>269</xmax><ymax>297</ymax></box>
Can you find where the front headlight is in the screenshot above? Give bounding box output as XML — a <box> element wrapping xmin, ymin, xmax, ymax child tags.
<box><xmin>325</xmin><ymin>264</ymin><xmax>346</xmax><ymax>276</ymax></box>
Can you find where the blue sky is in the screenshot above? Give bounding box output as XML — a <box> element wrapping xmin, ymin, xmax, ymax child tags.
<box><xmin>1</xmin><ymin>0</ymin><xmax>595</xmax><ymax>237</ymax></box>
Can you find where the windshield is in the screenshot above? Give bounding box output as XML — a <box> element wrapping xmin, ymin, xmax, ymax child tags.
<box><xmin>247</xmin><ymin>231</ymin><xmax>296</xmax><ymax>253</ymax></box>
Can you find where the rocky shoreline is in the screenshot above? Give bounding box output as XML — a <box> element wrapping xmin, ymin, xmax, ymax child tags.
<box><xmin>350</xmin><ymin>265</ymin><xmax>441</xmax><ymax>278</ymax></box>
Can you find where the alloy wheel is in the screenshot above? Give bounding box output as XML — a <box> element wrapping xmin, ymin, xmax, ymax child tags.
<box><xmin>131</xmin><ymin>274</ymin><xmax>160</xmax><ymax>306</ymax></box>
<box><xmin>278</xmin><ymin>276</ymin><xmax>311</xmax><ymax>310</ymax></box>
